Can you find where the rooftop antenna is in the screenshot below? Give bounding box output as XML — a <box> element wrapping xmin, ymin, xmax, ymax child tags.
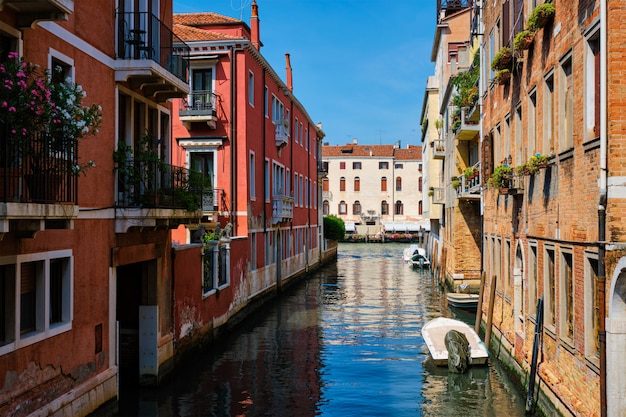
<box><xmin>230</xmin><ymin>0</ymin><xmax>252</xmax><ymax>20</ymax></box>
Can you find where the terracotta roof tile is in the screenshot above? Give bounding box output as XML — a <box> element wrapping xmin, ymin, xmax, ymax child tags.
<box><xmin>174</xmin><ymin>13</ymin><xmax>240</xmax><ymax>26</ymax></box>
<box><xmin>322</xmin><ymin>144</ymin><xmax>421</xmax><ymax>160</ymax></box>
<box><xmin>174</xmin><ymin>24</ymin><xmax>241</xmax><ymax>42</ymax></box>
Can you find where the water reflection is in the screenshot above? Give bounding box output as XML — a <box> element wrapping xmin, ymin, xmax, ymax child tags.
<box><xmin>109</xmin><ymin>243</ymin><xmax>527</xmax><ymax>416</ymax></box>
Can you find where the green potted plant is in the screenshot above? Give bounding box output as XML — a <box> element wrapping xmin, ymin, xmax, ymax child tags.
<box><xmin>526</xmin><ymin>153</ymin><xmax>551</xmax><ymax>174</ymax></box>
<box><xmin>527</xmin><ymin>2</ymin><xmax>555</xmax><ymax>31</ymax></box>
<box><xmin>488</xmin><ymin>164</ymin><xmax>513</xmax><ymax>190</ymax></box>
<box><xmin>514</xmin><ymin>29</ymin><xmax>535</xmax><ymax>51</ymax></box>
<box><xmin>491</xmin><ymin>46</ymin><xmax>512</xmax><ymax>71</ymax></box>
<box><xmin>495</xmin><ymin>69</ymin><xmax>511</xmax><ymax>85</ymax></box>
<box><xmin>451</xmin><ymin>178</ymin><xmax>461</xmax><ymax>189</ymax></box>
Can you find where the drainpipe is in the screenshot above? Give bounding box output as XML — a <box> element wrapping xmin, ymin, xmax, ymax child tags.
<box><xmin>599</xmin><ymin>1</ymin><xmax>607</xmax><ymax>416</ymax></box>
<box><xmin>230</xmin><ymin>45</ymin><xmax>238</xmax><ymax>233</ymax></box>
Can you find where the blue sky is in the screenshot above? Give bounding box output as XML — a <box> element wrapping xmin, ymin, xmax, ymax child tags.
<box><xmin>173</xmin><ymin>0</ymin><xmax>437</xmax><ymax>147</ymax></box>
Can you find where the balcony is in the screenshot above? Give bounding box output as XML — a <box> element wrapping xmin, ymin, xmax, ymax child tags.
<box><xmin>115</xmin><ymin>11</ymin><xmax>190</xmax><ymax>102</ymax></box>
<box><xmin>0</xmin><ymin>0</ymin><xmax>73</xmax><ymax>28</ymax></box>
<box><xmin>272</xmin><ymin>193</ymin><xmax>293</xmax><ymax>224</ymax></box>
<box><xmin>431</xmin><ymin>187</ymin><xmax>445</xmax><ymax>205</ymax></box>
<box><xmin>115</xmin><ymin>161</ymin><xmax>207</xmax><ymax>232</ymax></box>
<box><xmin>0</xmin><ymin>129</ymin><xmax>79</xmax><ymax>236</ymax></box>
<box><xmin>322</xmin><ymin>190</ymin><xmax>332</xmax><ymax>200</ymax></box>
<box><xmin>455</xmin><ymin>170</ymin><xmax>481</xmax><ymax>200</ymax></box>
<box><xmin>431</xmin><ymin>139</ymin><xmax>445</xmax><ymax>159</ymax></box>
<box><xmin>179</xmin><ymin>90</ymin><xmax>218</xmax><ymax>129</ymax></box>
<box><xmin>274</xmin><ymin>119</ymin><xmax>289</xmax><ymax>148</ymax></box>
<box><xmin>453</xmin><ymin>107</ymin><xmax>480</xmax><ymax>141</ymax></box>
<box><xmin>318</xmin><ymin>161</ymin><xmax>328</xmax><ymax>178</ymax></box>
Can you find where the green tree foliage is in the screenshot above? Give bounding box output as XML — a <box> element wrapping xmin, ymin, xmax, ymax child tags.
<box><xmin>323</xmin><ymin>215</ymin><xmax>345</xmax><ymax>241</ymax></box>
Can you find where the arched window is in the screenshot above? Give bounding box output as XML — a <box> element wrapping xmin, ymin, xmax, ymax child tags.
<box><xmin>323</xmin><ymin>200</ymin><xmax>329</xmax><ymax>215</ymax></box>
<box><xmin>381</xmin><ymin>177</ymin><xmax>387</xmax><ymax>191</ymax></box>
<box><xmin>418</xmin><ymin>200</ymin><xmax>423</xmax><ymax>215</ymax></box>
<box><xmin>396</xmin><ymin>177</ymin><xmax>402</xmax><ymax>191</ymax></box>
<box><xmin>353</xmin><ymin>200</ymin><xmax>361</xmax><ymax>215</ymax></box>
<box><xmin>395</xmin><ymin>200</ymin><xmax>403</xmax><ymax>215</ymax></box>
<box><xmin>354</xmin><ymin>177</ymin><xmax>360</xmax><ymax>192</ymax></box>
<box><xmin>340</xmin><ymin>177</ymin><xmax>346</xmax><ymax>191</ymax></box>
<box><xmin>418</xmin><ymin>177</ymin><xmax>422</xmax><ymax>192</ymax></box>
<box><xmin>339</xmin><ymin>200</ymin><xmax>347</xmax><ymax>214</ymax></box>
<box><xmin>381</xmin><ymin>200</ymin><xmax>388</xmax><ymax>215</ymax></box>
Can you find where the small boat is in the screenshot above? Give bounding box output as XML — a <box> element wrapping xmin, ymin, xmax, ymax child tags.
<box><xmin>421</xmin><ymin>317</ymin><xmax>489</xmax><ymax>367</ymax></box>
<box><xmin>446</xmin><ymin>292</ymin><xmax>479</xmax><ymax>310</ymax></box>
<box><xmin>411</xmin><ymin>252</ymin><xmax>431</xmax><ymax>268</ymax></box>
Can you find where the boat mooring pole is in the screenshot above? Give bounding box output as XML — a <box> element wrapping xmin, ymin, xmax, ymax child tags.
<box><xmin>475</xmin><ymin>270</ymin><xmax>486</xmax><ymax>334</ymax></box>
<box><xmin>526</xmin><ymin>296</ymin><xmax>544</xmax><ymax>414</ymax></box>
<box><xmin>484</xmin><ymin>274</ymin><xmax>496</xmax><ymax>349</ymax></box>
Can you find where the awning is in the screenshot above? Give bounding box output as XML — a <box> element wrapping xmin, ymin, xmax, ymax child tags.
<box><xmin>381</xmin><ymin>221</ymin><xmax>430</xmax><ymax>233</ymax></box>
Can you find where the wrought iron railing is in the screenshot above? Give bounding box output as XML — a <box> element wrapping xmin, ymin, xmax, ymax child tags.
<box><xmin>180</xmin><ymin>90</ymin><xmax>217</xmax><ymax>116</ymax></box>
<box><xmin>116</xmin><ymin>160</ymin><xmax>215</xmax><ymax>211</ymax></box>
<box><xmin>116</xmin><ymin>10</ymin><xmax>190</xmax><ymax>83</ymax></box>
<box><xmin>0</xmin><ymin>125</ymin><xmax>77</xmax><ymax>204</ymax></box>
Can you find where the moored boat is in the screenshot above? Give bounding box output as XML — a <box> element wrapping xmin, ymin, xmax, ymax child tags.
<box><xmin>446</xmin><ymin>292</ymin><xmax>479</xmax><ymax>310</ymax></box>
<box><xmin>421</xmin><ymin>317</ymin><xmax>489</xmax><ymax>367</ymax></box>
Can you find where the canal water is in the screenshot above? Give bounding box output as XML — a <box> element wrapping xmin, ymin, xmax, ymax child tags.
<box><xmin>111</xmin><ymin>243</ymin><xmax>528</xmax><ymax>416</ymax></box>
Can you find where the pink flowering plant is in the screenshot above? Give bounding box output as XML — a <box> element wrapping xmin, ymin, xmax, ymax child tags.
<box><xmin>0</xmin><ymin>52</ymin><xmax>102</xmax><ymax>176</ymax></box>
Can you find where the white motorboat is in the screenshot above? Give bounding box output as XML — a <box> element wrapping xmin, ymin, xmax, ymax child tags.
<box><xmin>446</xmin><ymin>293</ymin><xmax>479</xmax><ymax>310</ymax></box>
<box><xmin>402</xmin><ymin>245</ymin><xmax>427</xmax><ymax>263</ymax></box>
<box><xmin>421</xmin><ymin>317</ymin><xmax>489</xmax><ymax>367</ymax></box>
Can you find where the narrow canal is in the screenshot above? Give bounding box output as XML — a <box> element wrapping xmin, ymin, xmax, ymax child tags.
<box><xmin>111</xmin><ymin>243</ymin><xmax>529</xmax><ymax>416</ymax></box>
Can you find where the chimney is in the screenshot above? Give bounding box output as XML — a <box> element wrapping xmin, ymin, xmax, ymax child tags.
<box><xmin>251</xmin><ymin>1</ymin><xmax>261</xmax><ymax>50</ymax></box>
<box><xmin>352</xmin><ymin>138</ymin><xmax>358</xmax><ymax>145</ymax></box>
<box><xmin>285</xmin><ymin>53</ymin><xmax>293</xmax><ymax>92</ymax></box>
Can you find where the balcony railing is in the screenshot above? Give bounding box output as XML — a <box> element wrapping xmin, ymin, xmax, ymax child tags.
<box><xmin>318</xmin><ymin>161</ymin><xmax>328</xmax><ymax>177</ymax></box>
<box><xmin>272</xmin><ymin>193</ymin><xmax>294</xmax><ymax>224</ymax></box>
<box><xmin>0</xmin><ymin>129</ymin><xmax>77</xmax><ymax>204</ymax></box>
<box><xmin>116</xmin><ymin>11</ymin><xmax>189</xmax><ymax>84</ymax></box>
<box><xmin>116</xmin><ymin>160</ymin><xmax>212</xmax><ymax>211</ymax></box>
<box><xmin>455</xmin><ymin>164</ymin><xmax>481</xmax><ymax>200</ymax></box>
<box><xmin>453</xmin><ymin>108</ymin><xmax>480</xmax><ymax>141</ymax></box>
<box><xmin>179</xmin><ymin>90</ymin><xmax>218</xmax><ymax>129</ymax></box>
<box><xmin>432</xmin><ymin>139</ymin><xmax>445</xmax><ymax>159</ymax></box>
<box><xmin>274</xmin><ymin>119</ymin><xmax>289</xmax><ymax>147</ymax></box>
<box><xmin>432</xmin><ymin>187</ymin><xmax>445</xmax><ymax>204</ymax></box>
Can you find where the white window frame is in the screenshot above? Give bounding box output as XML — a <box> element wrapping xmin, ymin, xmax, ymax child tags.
<box><xmin>0</xmin><ymin>250</ymin><xmax>73</xmax><ymax>356</ymax></box>
<box><xmin>248</xmin><ymin>70</ymin><xmax>254</xmax><ymax>106</ymax></box>
<box><xmin>249</xmin><ymin>151</ymin><xmax>256</xmax><ymax>200</ymax></box>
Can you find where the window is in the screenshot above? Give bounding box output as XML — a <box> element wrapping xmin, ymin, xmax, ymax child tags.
<box><xmin>528</xmin><ymin>89</ymin><xmax>537</xmax><ymax>158</ymax></box>
<box><xmin>51</xmin><ymin>56</ymin><xmax>73</xmax><ymax>85</ymax></box>
<box><xmin>300</xmin><ymin>122</ymin><xmax>304</xmax><ymax>146</ymax></box>
<box><xmin>381</xmin><ymin>200</ymin><xmax>388</xmax><ymax>215</ymax></box>
<box><xmin>249</xmin><ymin>152</ymin><xmax>255</xmax><ymax>200</ymax></box>
<box><xmin>322</xmin><ymin>178</ymin><xmax>329</xmax><ymax>192</ymax></box>
<box><xmin>560</xmin><ymin>250</ymin><xmax>574</xmax><ymax>341</ymax></box>
<box><xmin>354</xmin><ymin>177</ymin><xmax>360</xmax><ymax>192</ymax></box>
<box><xmin>418</xmin><ymin>200</ymin><xmax>422</xmax><ymax>215</ymax></box>
<box><xmin>295</xmin><ymin>118</ymin><xmax>299</xmax><ymax>144</ymax></box>
<box><xmin>381</xmin><ymin>177</ymin><xmax>387</xmax><ymax>192</ymax></box>
<box><xmin>294</xmin><ymin>173</ymin><xmax>299</xmax><ymax>205</ymax></box>
<box><xmin>585</xmin><ymin>27</ymin><xmax>600</xmax><ymax>139</ymax></box>
<box><xmin>352</xmin><ymin>162</ymin><xmax>361</xmax><ymax>170</ymax></box>
<box><xmin>545</xmin><ymin>247</ymin><xmax>556</xmax><ymax>329</ymax></box>
<box><xmin>515</xmin><ymin>105</ymin><xmax>522</xmax><ymax>164</ymax></box>
<box><xmin>189</xmin><ymin>68</ymin><xmax>213</xmax><ymax>111</ymax></box>
<box><xmin>559</xmin><ymin>54</ymin><xmax>574</xmax><ymax>151</ymax></box>
<box><xmin>340</xmin><ymin>162</ymin><xmax>346</xmax><ymax>170</ymax></box>
<box><xmin>340</xmin><ymin>177</ymin><xmax>346</xmax><ymax>192</ymax></box>
<box><xmin>202</xmin><ymin>246</ymin><xmax>217</xmax><ymax>294</ymax></box>
<box><xmin>395</xmin><ymin>163</ymin><xmax>404</xmax><ymax>169</ymax></box>
<box><xmin>395</xmin><ymin>177</ymin><xmax>402</xmax><ymax>191</ymax></box>
<box><xmin>265</xmin><ymin>233</ymin><xmax>271</xmax><ymax>266</ymax></box>
<box><xmin>418</xmin><ymin>177</ymin><xmax>422</xmax><ymax>192</ymax></box>
<box><xmin>273</xmin><ymin>162</ymin><xmax>285</xmax><ymax>196</ymax></box>
<box><xmin>271</xmin><ymin>95</ymin><xmax>284</xmax><ymax>122</ymax></box>
<box><xmin>323</xmin><ymin>200</ymin><xmax>329</xmax><ymax>215</ymax></box>
<box><xmin>543</xmin><ymin>72</ymin><xmax>555</xmax><ymax>155</ymax></box>
<box><xmin>264</xmin><ymin>86</ymin><xmax>269</xmax><ymax>117</ymax></box>
<box><xmin>0</xmin><ymin>251</ymin><xmax>73</xmax><ymax>352</ymax></box>
<box><xmin>250</xmin><ymin>233</ymin><xmax>257</xmax><ymax>271</ymax></box>
<box><xmin>299</xmin><ymin>175</ymin><xmax>303</xmax><ymax>206</ymax></box>
<box><xmin>584</xmin><ymin>254</ymin><xmax>600</xmax><ymax>363</ymax></box>
<box><xmin>248</xmin><ymin>71</ymin><xmax>254</xmax><ymax>106</ymax></box>
<box><xmin>218</xmin><ymin>245</ymin><xmax>230</xmax><ymax>286</ymax></box>
<box><xmin>379</xmin><ymin>162</ymin><xmax>389</xmax><ymax>169</ymax></box>
<box><xmin>528</xmin><ymin>243</ymin><xmax>538</xmax><ymax>318</ymax></box>
<box><xmin>264</xmin><ymin>159</ymin><xmax>270</xmax><ymax>201</ymax></box>
<box><xmin>339</xmin><ymin>201</ymin><xmax>347</xmax><ymax>214</ymax></box>
<box><xmin>504</xmin><ymin>114</ymin><xmax>511</xmax><ymax>164</ymax></box>
<box><xmin>353</xmin><ymin>201</ymin><xmax>361</xmax><ymax>215</ymax></box>
<box><xmin>395</xmin><ymin>200</ymin><xmax>403</xmax><ymax>215</ymax></box>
